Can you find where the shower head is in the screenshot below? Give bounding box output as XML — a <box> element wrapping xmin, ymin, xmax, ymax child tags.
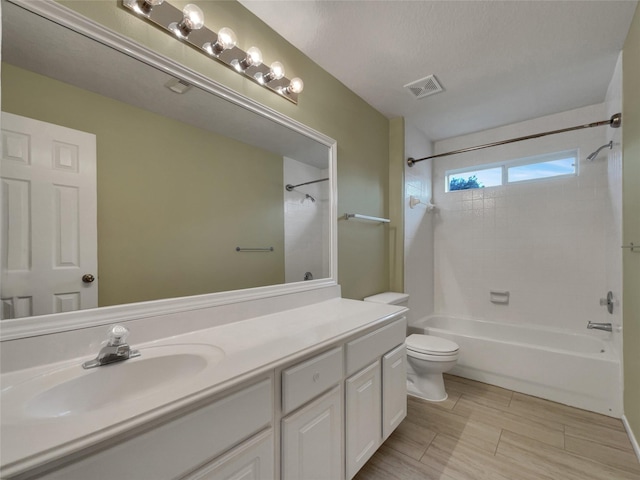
<box><xmin>305</xmin><ymin>194</ymin><xmax>316</xmax><ymax>203</ymax></box>
<box><xmin>586</xmin><ymin>141</ymin><xmax>613</xmax><ymax>161</ymax></box>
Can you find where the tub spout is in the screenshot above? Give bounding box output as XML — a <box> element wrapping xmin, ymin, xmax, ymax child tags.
<box><xmin>587</xmin><ymin>322</ymin><xmax>612</xmax><ymax>332</ymax></box>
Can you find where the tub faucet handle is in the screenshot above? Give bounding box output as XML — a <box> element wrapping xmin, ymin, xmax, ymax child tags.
<box><xmin>599</xmin><ymin>291</ymin><xmax>614</xmax><ymax>314</ymax></box>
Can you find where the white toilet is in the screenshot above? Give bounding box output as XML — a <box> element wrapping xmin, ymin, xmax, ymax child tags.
<box><xmin>363</xmin><ymin>292</ymin><xmax>460</xmax><ymax>402</ymax></box>
<box><xmin>405</xmin><ymin>333</ymin><xmax>459</xmax><ymax>401</ymax></box>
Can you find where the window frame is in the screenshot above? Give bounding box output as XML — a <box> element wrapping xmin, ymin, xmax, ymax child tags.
<box><xmin>445</xmin><ymin>149</ymin><xmax>579</xmax><ymax>192</ymax></box>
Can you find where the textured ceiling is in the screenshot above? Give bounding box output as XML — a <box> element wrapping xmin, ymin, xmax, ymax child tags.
<box><xmin>240</xmin><ymin>0</ymin><xmax>638</xmax><ymax>141</ymax></box>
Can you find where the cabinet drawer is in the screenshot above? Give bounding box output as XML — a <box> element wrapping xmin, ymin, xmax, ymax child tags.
<box><xmin>282</xmin><ymin>346</ymin><xmax>343</xmax><ymax>414</ymax></box>
<box><xmin>182</xmin><ymin>429</ymin><xmax>274</xmax><ymax>480</ymax></box>
<box><xmin>346</xmin><ymin>317</ymin><xmax>406</xmax><ymax>376</ymax></box>
<box><xmin>40</xmin><ymin>378</ymin><xmax>273</xmax><ymax>480</ymax></box>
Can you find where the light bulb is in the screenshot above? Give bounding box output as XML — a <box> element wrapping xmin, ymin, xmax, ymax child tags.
<box><xmin>217</xmin><ymin>27</ymin><xmax>237</xmax><ymax>50</ymax></box>
<box><xmin>287</xmin><ymin>77</ymin><xmax>304</xmax><ymax>94</ymax></box>
<box><xmin>182</xmin><ymin>4</ymin><xmax>205</xmax><ymax>30</ymax></box>
<box><xmin>128</xmin><ymin>0</ymin><xmax>163</xmax><ymax>15</ymax></box>
<box><xmin>205</xmin><ymin>27</ymin><xmax>237</xmax><ymax>56</ymax></box>
<box><xmin>236</xmin><ymin>46</ymin><xmax>263</xmax><ymax>71</ymax></box>
<box><xmin>269</xmin><ymin>61</ymin><xmax>285</xmax><ymax>80</ymax></box>
<box><xmin>171</xmin><ymin>3</ymin><xmax>204</xmax><ymax>38</ymax></box>
<box><xmin>259</xmin><ymin>61</ymin><xmax>285</xmax><ymax>84</ymax></box>
<box><xmin>246</xmin><ymin>47</ymin><xmax>263</xmax><ymax>67</ymax></box>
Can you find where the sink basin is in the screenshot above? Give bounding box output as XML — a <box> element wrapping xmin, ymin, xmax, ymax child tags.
<box><xmin>2</xmin><ymin>344</ymin><xmax>225</xmax><ymax>420</ymax></box>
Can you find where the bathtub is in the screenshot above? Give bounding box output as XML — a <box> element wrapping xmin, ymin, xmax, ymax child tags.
<box><xmin>409</xmin><ymin>315</ymin><xmax>622</xmax><ymax>417</ymax></box>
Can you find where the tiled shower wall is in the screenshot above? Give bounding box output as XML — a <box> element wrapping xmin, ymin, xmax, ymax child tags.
<box><xmin>283</xmin><ymin>157</ymin><xmax>330</xmax><ymax>283</ymax></box>
<box><xmin>431</xmin><ymin>103</ymin><xmax>622</xmax><ymax>333</ymax></box>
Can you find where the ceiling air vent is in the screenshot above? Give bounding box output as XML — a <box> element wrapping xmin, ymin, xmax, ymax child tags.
<box><xmin>404</xmin><ymin>74</ymin><xmax>443</xmax><ymax>99</ymax></box>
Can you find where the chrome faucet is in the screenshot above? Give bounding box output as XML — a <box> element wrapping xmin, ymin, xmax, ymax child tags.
<box><xmin>82</xmin><ymin>325</ymin><xmax>141</xmax><ymax>369</ymax></box>
<box><xmin>587</xmin><ymin>321</ymin><xmax>613</xmax><ymax>333</ymax></box>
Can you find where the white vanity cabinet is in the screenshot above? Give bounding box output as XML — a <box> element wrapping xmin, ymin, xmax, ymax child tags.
<box><xmin>382</xmin><ymin>344</ymin><xmax>408</xmax><ymax>440</ymax></box>
<box><xmin>345</xmin><ymin>318</ymin><xmax>407</xmax><ymax>479</ymax></box>
<box><xmin>345</xmin><ymin>360</ymin><xmax>382</xmax><ymax>479</ymax></box>
<box><xmin>7</xmin><ymin>311</ymin><xmax>407</xmax><ymax>480</ymax></box>
<box><xmin>281</xmin><ymin>386</ymin><xmax>343</xmax><ymax>480</ymax></box>
<box><xmin>280</xmin><ymin>346</ymin><xmax>344</xmax><ymax>480</ymax></box>
<box><xmin>182</xmin><ymin>429</ymin><xmax>274</xmax><ymax>480</ymax></box>
<box><xmin>35</xmin><ymin>377</ymin><xmax>274</xmax><ymax>480</ymax></box>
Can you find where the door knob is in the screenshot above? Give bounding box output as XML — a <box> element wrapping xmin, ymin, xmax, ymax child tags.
<box><xmin>82</xmin><ymin>274</ymin><xmax>95</xmax><ymax>283</ymax></box>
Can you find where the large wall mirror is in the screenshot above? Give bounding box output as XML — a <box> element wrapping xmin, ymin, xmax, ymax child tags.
<box><xmin>0</xmin><ymin>0</ymin><xmax>337</xmax><ymax>336</ymax></box>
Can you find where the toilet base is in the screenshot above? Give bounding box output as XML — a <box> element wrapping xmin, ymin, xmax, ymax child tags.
<box><xmin>406</xmin><ymin>371</ymin><xmax>449</xmax><ymax>402</ymax></box>
<box><xmin>407</xmin><ymin>388</ymin><xmax>448</xmax><ymax>402</ymax></box>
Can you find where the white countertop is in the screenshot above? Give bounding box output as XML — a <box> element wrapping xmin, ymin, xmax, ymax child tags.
<box><xmin>0</xmin><ymin>298</ymin><xmax>405</xmax><ymax>477</ymax></box>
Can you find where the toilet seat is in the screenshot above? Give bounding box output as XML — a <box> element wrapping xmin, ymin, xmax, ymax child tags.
<box><xmin>406</xmin><ymin>334</ymin><xmax>459</xmax><ymax>356</ymax></box>
<box><xmin>406</xmin><ymin>349</ymin><xmax>458</xmax><ymax>362</ymax></box>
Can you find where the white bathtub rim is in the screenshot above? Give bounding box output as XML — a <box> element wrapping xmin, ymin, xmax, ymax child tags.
<box><xmin>414</xmin><ymin>315</ymin><xmax>616</xmax><ymax>360</ymax></box>
<box><xmin>420</xmin><ymin>313</ymin><xmax>614</xmax><ymax>339</ymax></box>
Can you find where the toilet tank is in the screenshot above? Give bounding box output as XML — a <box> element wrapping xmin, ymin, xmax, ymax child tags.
<box><xmin>363</xmin><ymin>292</ymin><xmax>409</xmax><ymax>309</ymax></box>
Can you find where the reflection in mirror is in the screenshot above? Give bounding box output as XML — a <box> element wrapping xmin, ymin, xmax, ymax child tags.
<box><xmin>0</xmin><ymin>0</ymin><xmax>334</xmax><ymax>320</ymax></box>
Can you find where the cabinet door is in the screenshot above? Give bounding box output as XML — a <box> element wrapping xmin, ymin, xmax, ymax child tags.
<box><xmin>382</xmin><ymin>344</ymin><xmax>407</xmax><ymax>440</ymax></box>
<box><xmin>183</xmin><ymin>429</ymin><xmax>274</xmax><ymax>480</ymax></box>
<box><xmin>345</xmin><ymin>361</ymin><xmax>381</xmax><ymax>480</ymax></box>
<box><xmin>281</xmin><ymin>386</ymin><xmax>343</xmax><ymax>480</ymax></box>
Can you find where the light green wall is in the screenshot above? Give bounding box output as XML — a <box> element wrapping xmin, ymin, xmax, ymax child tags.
<box><xmin>622</xmin><ymin>3</ymin><xmax>640</xmax><ymax>438</ymax></box>
<box><xmin>2</xmin><ymin>63</ymin><xmax>284</xmax><ymax>306</ymax></box>
<box><xmin>61</xmin><ymin>0</ymin><xmax>389</xmax><ymax>298</ymax></box>
<box><xmin>57</xmin><ymin>0</ymin><xmax>392</xmax><ymax>300</ymax></box>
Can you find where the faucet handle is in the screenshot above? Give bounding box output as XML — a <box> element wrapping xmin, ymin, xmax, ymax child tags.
<box><xmin>107</xmin><ymin>324</ymin><xmax>130</xmax><ymax>346</ymax></box>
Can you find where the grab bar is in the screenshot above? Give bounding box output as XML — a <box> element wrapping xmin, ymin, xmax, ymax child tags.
<box><xmin>235</xmin><ymin>247</ymin><xmax>274</xmax><ymax>252</ymax></box>
<box><xmin>344</xmin><ymin>213</ymin><xmax>390</xmax><ymax>223</ymax></box>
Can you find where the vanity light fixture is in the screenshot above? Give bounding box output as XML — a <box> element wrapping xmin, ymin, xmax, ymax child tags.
<box><xmin>122</xmin><ymin>0</ymin><xmax>303</xmax><ymax>104</ymax></box>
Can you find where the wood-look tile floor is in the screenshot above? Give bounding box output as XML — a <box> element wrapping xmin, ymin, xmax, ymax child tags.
<box><xmin>355</xmin><ymin>374</ymin><xmax>640</xmax><ymax>480</ymax></box>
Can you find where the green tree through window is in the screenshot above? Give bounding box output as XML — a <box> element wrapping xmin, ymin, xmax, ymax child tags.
<box><xmin>449</xmin><ymin>175</ymin><xmax>484</xmax><ymax>191</ymax></box>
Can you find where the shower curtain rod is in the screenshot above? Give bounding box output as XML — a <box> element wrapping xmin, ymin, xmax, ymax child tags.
<box><xmin>407</xmin><ymin>113</ymin><xmax>621</xmax><ymax>167</ymax></box>
<box><xmin>285</xmin><ymin>177</ymin><xmax>329</xmax><ymax>191</ymax></box>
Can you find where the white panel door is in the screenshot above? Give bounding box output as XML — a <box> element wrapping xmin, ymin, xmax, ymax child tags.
<box><xmin>1</xmin><ymin>112</ymin><xmax>97</xmax><ymax>318</ymax></box>
<box><xmin>382</xmin><ymin>344</ymin><xmax>407</xmax><ymax>440</ymax></box>
<box><xmin>345</xmin><ymin>360</ymin><xmax>381</xmax><ymax>480</ymax></box>
<box><xmin>281</xmin><ymin>385</ymin><xmax>343</xmax><ymax>480</ymax></box>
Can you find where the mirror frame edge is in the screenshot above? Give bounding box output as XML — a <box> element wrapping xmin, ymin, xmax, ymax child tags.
<box><xmin>0</xmin><ymin>0</ymin><xmax>338</xmax><ymax>341</ymax></box>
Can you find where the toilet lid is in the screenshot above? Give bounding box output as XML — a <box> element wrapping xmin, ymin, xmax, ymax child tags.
<box><xmin>406</xmin><ymin>334</ymin><xmax>459</xmax><ymax>354</ymax></box>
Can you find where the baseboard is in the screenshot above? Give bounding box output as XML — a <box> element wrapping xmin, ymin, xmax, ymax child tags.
<box><xmin>622</xmin><ymin>415</ymin><xmax>640</xmax><ymax>463</ymax></box>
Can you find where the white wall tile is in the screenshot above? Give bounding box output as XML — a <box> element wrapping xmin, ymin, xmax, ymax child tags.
<box><xmin>431</xmin><ymin>103</ymin><xmax>621</xmax><ymax>334</ymax></box>
<box><xmin>283</xmin><ymin>158</ymin><xmax>329</xmax><ymax>283</ymax></box>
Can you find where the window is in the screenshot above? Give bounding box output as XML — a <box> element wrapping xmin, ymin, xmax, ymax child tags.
<box><xmin>445</xmin><ymin>149</ymin><xmax>577</xmax><ymax>192</ymax></box>
<box><xmin>448</xmin><ymin>167</ymin><xmax>502</xmax><ymax>191</ymax></box>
